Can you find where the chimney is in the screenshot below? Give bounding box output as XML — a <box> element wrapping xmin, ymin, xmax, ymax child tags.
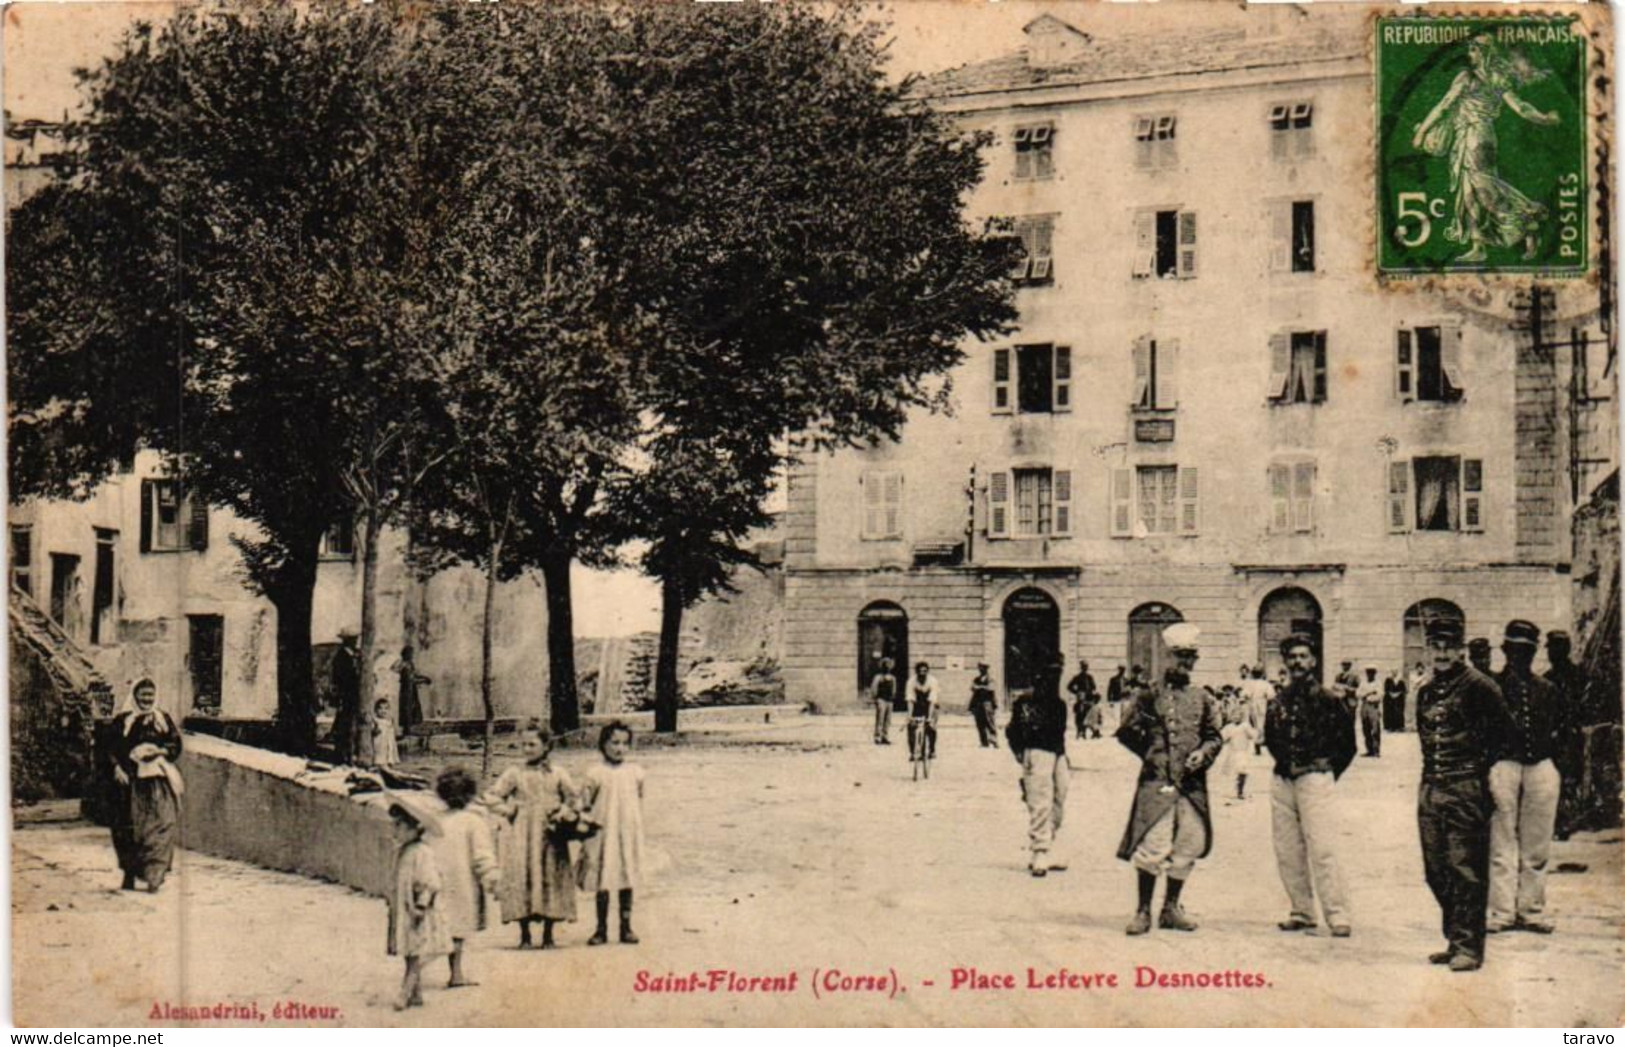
<box><xmin>1023</xmin><ymin>15</ymin><xmax>1092</xmax><ymax>71</ymax></box>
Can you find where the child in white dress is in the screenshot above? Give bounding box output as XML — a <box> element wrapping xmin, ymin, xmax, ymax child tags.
<box><xmin>372</xmin><ymin>699</ymin><xmax>401</xmax><ymax>768</ymax></box>
<box><xmin>387</xmin><ymin>799</ymin><xmax>449</xmax><ymax>1010</ymax></box>
<box><xmin>578</xmin><ymin>721</ymin><xmax>646</xmax><ymax>945</ymax></box>
<box><xmin>1216</xmin><ymin>702</ymin><xmax>1258</xmax><ymax>802</ymax></box>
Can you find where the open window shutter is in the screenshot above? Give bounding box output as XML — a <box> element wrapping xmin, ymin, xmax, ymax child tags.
<box><xmin>883</xmin><ymin>473</ymin><xmax>902</xmax><ymax>538</ymax></box>
<box><xmin>1134</xmin><ymin>117</ymin><xmax>1153</xmax><ymax>170</ymax></box>
<box><xmin>1268</xmin><ymin>463</ymin><xmax>1291</xmax><ymax>533</ymax></box>
<box><xmin>1270</xmin><ymin>118</ymin><xmax>1289</xmax><ymax>162</ymax></box>
<box><xmin>1052</xmin><ymin>346</ymin><xmax>1072</xmax><ymax>412</ymax></box>
<box><xmin>1462</xmin><ymin>458</ymin><xmax>1484</xmax><ymax>532</ymax></box>
<box><xmin>1178</xmin><ymin>466</ymin><xmax>1200</xmax><ymax>535</ymax></box>
<box><xmin>1396</xmin><ymin>329</ymin><xmax>1414</xmax><ymax>400</ymax></box>
<box><xmin>187</xmin><ymin>489</ymin><xmax>210</xmax><ymax>551</ymax></box>
<box><xmin>1160</xmin><ymin>339</ymin><xmax>1180</xmax><ymax>408</ymax></box>
<box><xmin>1313</xmin><ymin>332</ymin><xmax>1328</xmax><ymax>403</ymax></box>
<box><xmin>1051</xmin><ymin>469</ymin><xmax>1074</xmax><ymax>536</ymax></box>
<box><xmin>988</xmin><ymin>471</ymin><xmax>1010</xmax><ymax>538</ymax></box>
<box><xmin>139</xmin><ymin>480</ymin><xmax>154</xmax><ymax>552</ymax></box>
<box><xmin>1109</xmin><ymin>468</ymin><xmax>1133</xmax><ymax>538</ymax></box>
<box><xmin>862</xmin><ymin>473</ymin><xmax>882</xmax><ymax>538</ymax></box>
<box><xmin>1292</xmin><ymin>461</ymin><xmax>1316</xmax><ymax>532</ymax></box>
<box><xmin>1014</xmin><ymin>127</ymin><xmax>1033</xmax><ymax>179</ymax></box>
<box><xmin>1269</xmin><ymin>201</ymin><xmax>1291</xmax><ymax>271</ymax></box>
<box><xmin>1131</xmin><ymin>338</ymin><xmax>1151</xmax><ymax>407</ymax></box>
<box><xmin>1177</xmin><ymin>211</ymin><xmax>1198</xmax><ymax>278</ymax></box>
<box><xmin>991</xmin><ymin>348</ymin><xmax>1012</xmax><ymax>414</ymax></box>
<box><xmin>1132</xmin><ymin>211</ymin><xmax>1155</xmax><ymax>278</ymax></box>
<box><xmin>1034</xmin><ymin>124</ymin><xmax>1055</xmax><ymax>178</ymax></box>
<box><xmin>1029</xmin><ymin>218</ymin><xmax>1053</xmax><ymax>281</ymax></box>
<box><xmin>1387</xmin><ymin>460</ymin><xmax>1411</xmax><ymax>533</ymax></box>
<box><xmin>1267</xmin><ymin>333</ymin><xmax>1290</xmax><ymax>401</ymax></box>
<box><xmin>1441</xmin><ymin>323</ymin><xmax>1464</xmax><ymax>395</ymax></box>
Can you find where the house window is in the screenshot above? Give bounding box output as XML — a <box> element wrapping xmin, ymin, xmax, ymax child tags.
<box><xmin>1011</xmin><ymin>215</ymin><xmax>1055</xmax><ymax>284</ymax></box>
<box><xmin>1269</xmin><ymin>200</ymin><xmax>1315</xmax><ymax>272</ymax></box>
<box><xmin>1110</xmin><ymin>464</ymin><xmax>1199</xmax><ymax>537</ymax></box>
<box><xmin>1268</xmin><ymin>331</ymin><xmax>1328</xmax><ymax>404</ymax></box>
<box><xmin>988</xmin><ymin>467</ymin><xmax>1073</xmax><ymax>539</ymax></box>
<box><xmin>91</xmin><ymin>528</ymin><xmax>116</xmax><ymax>646</ymax></box>
<box><xmin>1133</xmin><ymin>209</ymin><xmax>1196</xmax><ymax>279</ymax></box>
<box><xmin>1013</xmin><ymin>122</ymin><xmax>1055</xmax><ymax>180</ymax></box>
<box><xmin>1131</xmin><ymin>337</ymin><xmax>1179</xmax><ymax>411</ymax></box>
<box><xmin>321</xmin><ymin>514</ymin><xmax>356</xmax><ymax>559</ymax></box>
<box><xmin>1397</xmin><ymin>326</ymin><xmax>1464</xmax><ymax>402</ymax></box>
<box><xmin>994</xmin><ymin>345</ymin><xmax>1071</xmax><ymax>415</ymax></box>
<box><xmin>10</xmin><ymin>525</ymin><xmax>32</xmax><ymax>596</ymax></box>
<box><xmin>861</xmin><ymin>471</ymin><xmax>902</xmax><ymax>540</ymax></box>
<box><xmin>1134</xmin><ymin>113</ymin><xmax>1178</xmax><ymax>170</ymax></box>
<box><xmin>1388</xmin><ymin>455</ymin><xmax>1484</xmax><ymax>533</ymax></box>
<box><xmin>1269</xmin><ymin>101</ymin><xmax>1313</xmax><ymax>160</ymax></box>
<box><xmin>1268</xmin><ymin>460</ymin><xmax>1317</xmax><ymax>534</ymax></box>
<box><xmin>139</xmin><ymin>479</ymin><xmax>208</xmax><ymax>553</ymax></box>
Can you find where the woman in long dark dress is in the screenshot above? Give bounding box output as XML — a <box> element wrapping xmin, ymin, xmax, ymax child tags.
<box><xmin>107</xmin><ymin>679</ymin><xmax>184</xmax><ymax>892</ymax></box>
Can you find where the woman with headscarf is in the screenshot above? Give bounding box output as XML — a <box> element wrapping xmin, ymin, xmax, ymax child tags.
<box><xmin>106</xmin><ymin>678</ymin><xmax>184</xmax><ymax>892</ymax></box>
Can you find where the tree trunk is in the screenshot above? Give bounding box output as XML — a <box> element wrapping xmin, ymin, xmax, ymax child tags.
<box><xmin>267</xmin><ymin>545</ymin><xmax>320</xmax><ymax>756</ymax></box>
<box><xmin>480</xmin><ymin>535</ymin><xmax>501</xmax><ymax>778</ymax></box>
<box><xmin>654</xmin><ymin>575</ymin><xmax>684</xmax><ymax>734</ymax></box>
<box><xmin>538</xmin><ymin>550</ymin><xmax>579</xmax><ymax>734</ymax></box>
<box><xmin>354</xmin><ymin>508</ymin><xmax>384</xmax><ymax>765</ymax></box>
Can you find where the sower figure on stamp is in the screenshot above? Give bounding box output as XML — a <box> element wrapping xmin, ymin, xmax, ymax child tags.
<box><xmin>1007</xmin><ymin>657</ymin><xmax>1070</xmax><ymax>877</ymax></box>
<box><xmin>1487</xmin><ymin>620</ymin><xmax>1566</xmax><ymax>935</ymax></box>
<box><xmin>1416</xmin><ymin>617</ymin><xmax>1514</xmax><ymax>972</ymax></box>
<box><xmin>969</xmin><ymin>662</ymin><xmax>999</xmax><ymax>748</ymax></box>
<box><xmin>1265</xmin><ymin>635</ymin><xmax>1356</xmax><ymax>938</ymax></box>
<box><xmin>1116</xmin><ymin>624</ymin><xmax>1223</xmax><ymax>936</ymax></box>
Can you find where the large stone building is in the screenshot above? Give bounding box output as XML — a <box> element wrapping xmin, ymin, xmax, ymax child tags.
<box><xmin>782</xmin><ymin>10</ymin><xmax>1608</xmax><ymax>711</ymax></box>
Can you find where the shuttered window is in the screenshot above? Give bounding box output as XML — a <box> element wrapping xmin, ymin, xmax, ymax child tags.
<box><xmin>1397</xmin><ymin>325</ymin><xmax>1464</xmax><ymax>402</ymax></box>
<box><xmin>140</xmin><ymin>479</ymin><xmax>208</xmax><ymax>553</ymax></box>
<box><xmin>861</xmin><ymin>471</ymin><xmax>903</xmax><ymax>540</ymax></box>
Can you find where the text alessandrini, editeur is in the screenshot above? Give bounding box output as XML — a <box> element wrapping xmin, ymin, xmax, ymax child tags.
<box><xmin>631</xmin><ymin>966</ymin><xmax>1272</xmax><ymax>996</ymax></box>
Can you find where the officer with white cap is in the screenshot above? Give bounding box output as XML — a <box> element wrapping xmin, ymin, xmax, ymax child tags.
<box><xmin>1114</xmin><ymin>622</ymin><xmax>1223</xmax><ymax>935</ymax></box>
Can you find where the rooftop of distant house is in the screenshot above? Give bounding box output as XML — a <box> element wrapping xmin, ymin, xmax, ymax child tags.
<box><xmin>912</xmin><ymin>12</ymin><xmax>1366</xmax><ymax>101</ymax></box>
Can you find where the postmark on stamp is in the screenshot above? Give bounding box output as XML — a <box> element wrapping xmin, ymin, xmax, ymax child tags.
<box><xmin>1376</xmin><ymin>15</ymin><xmax>1588</xmax><ymax>276</ymax></box>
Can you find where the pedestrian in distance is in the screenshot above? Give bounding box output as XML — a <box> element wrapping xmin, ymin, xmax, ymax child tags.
<box><xmin>870</xmin><ymin>657</ymin><xmax>898</xmax><ymax>745</ymax></box>
<box><xmin>1105</xmin><ymin>665</ymin><xmax>1128</xmax><ymax>736</ymax></box>
<box><xmin>578</xmin><ymin>721</ymin><xmax>647</xmax><ymax>946</ymax></box>
<box><xmin>1215</xmin><ymin>701</ymin><xmax>1257</xmax><ymax>803</ymax></box>
<box><xmin>969</xmin><ymin>663</ymin><xmax>999</xmax><ymax>748</ymax></box>
<box><xmin>1487</xmin><ymin>620</ymin><xmax>1565</xmax><ymax>935</ymax></box>
<box><xmin>1415</xmin><ymin>618</ymin><xmax>1514</xmax><ymax>972</ymax></box>
<box><xmin>1008</xmin><ymin>657</ymin><xmax>1070</xmax><ymax>877</ymax></box>
<box><xmin>387</xmin><ymin>797</ymin><xmax>450</xmax><ymax>1011</ymax></box>
<box><xmin>433</xmin><ymin>768</ymin><xmax>501</xmax><ymax>988</ymax></box>
<box><xmin>1265</xmin><ymin>634</ymin><xmax>1356</xmax><ymax>938</ymax></box>
<box><xmin>1358</xmin><ymin>666</ymin><xmax>1384</xmax><ymax>757</ymax></box>
<box><xmin>1067</xmin><ymin>659</ymin><xmax>1099</xmax><ymax>740</ymax></box>
<box><xmin>372</xmin><ymin>698</ymin><xmax>400</xmax><ymax>769</ymax></box>
<box><xmin>480</xmin><ymin>722</ymin><xmax>580</xmax><ymax>949</ymax></box>
<box><xmin>1384</xmin><ymin>669</ymin><xmax>1409</xmax><ymax>733</ymax></box>
<box><xmin>1115</xmin><ymin>623</ymin><xmax>1223</xmax><ymax>936</ymax></box>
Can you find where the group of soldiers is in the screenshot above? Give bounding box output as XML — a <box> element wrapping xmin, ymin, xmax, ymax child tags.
<box><xmin>920</xmin><ymin>615</ymin><xmax>1582</xmax><ymax>971</ymax></box>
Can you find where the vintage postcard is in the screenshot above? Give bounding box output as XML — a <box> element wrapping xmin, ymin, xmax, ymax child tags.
<box><xmin>6</xmin><ymin>0</ymin><xmax>1621</xmax><ymax>1029</ymax></box>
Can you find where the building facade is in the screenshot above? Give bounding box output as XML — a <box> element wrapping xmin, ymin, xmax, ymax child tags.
<box><xmin>783</xmin><ymin>11</ymin><xmax>1605</xmax><ymax>711</ymax></box>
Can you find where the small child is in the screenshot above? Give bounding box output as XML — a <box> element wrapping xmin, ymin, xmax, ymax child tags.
<box><xmin>578</xmin><ymin>721</ymin><xmax>646</xmax><ymax>946</ymax></box>
<box><xmin>372</xmin><ymin>699</ymin><xmax>400</xmax><ymax>769</ymax></box>
<box><xmin>433</xmin><ymin>768</ymin><xmax>500</xmax><ymax>988</ymax></box>
<box><xmin>387</xmin><ymin>799</ymin><xmax>450</xmax><ymax>1010</ymax></box>
<box><xmin>1216</xmin><ymin>702</ymin><xmax>1257</xmax><ymax>802</ymax></box>
<box><xmin>480</xmin><ymin>722</ymin><xmax>579</xmax><ymax>948</ymax></box>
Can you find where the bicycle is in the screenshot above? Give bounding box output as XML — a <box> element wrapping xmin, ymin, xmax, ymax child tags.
<box><xmin>908</xmin><ymin>715</ymin><xmax>933</xmax><ymax>780</ymax></box>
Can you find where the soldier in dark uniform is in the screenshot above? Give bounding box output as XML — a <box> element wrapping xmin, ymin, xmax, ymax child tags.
<box><xmin>1067</xmin><ymin>660</ymin><xmax>1099</xmax><ymax>740</ymax></box>
<box><xmin>1415</xmin><ymin>618</ymin><xmax>1514</xmax><ymax>972</ymax></box>
<box><xmin>1008</xmin><ymin>659</ymin><xmax>1070</xmax><ymax>876</ymax></box>
<box><xmin>969</xmin><ymin>663</ymin><xmax>999</xmax><ymax>748</ymax></box>
<box><xmin>1115</xmin><ymin>623</ymin><xmax>1223</xmax><ymax>936</ymax></box>
<box><xmin>1487</xmin><ymin>620</ymin><xmax>1566</xmax><ymax>934</ymax></box>
<box><xmin>1467</xmin><ymin>637</ymin><xmax>1494</xmax><ymax>675</ymax></box>
<box><xmin>1544</xmin><ymin>630</ymin><xmax>1585</xmax><ymax>837</ymax></box>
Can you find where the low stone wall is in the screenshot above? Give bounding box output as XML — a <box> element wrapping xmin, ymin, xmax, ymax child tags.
<box><xmin>177</xmin><ymin>733</ymin><xmax>399</xmax><ymax>898</ymax></box>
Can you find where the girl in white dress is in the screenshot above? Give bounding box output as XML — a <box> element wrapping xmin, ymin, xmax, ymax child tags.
<box><xmin>1215</xmin><ymin>701</ymin><xmax>1258</xmax><ymax>802</ymax></box>
<box><xmin>578</xmin><ymin>721</ymin><xmax>646</xmax><ymax>945</ymax></box>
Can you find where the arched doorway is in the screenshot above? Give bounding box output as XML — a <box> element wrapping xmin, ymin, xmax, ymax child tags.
<box><xmin>1003</xmin><ymin>588</ymin><xmax>1060</xmax><ymax>698</ymax></box>
<box><xmin>1258</xmin><ymin>587</ymin><xmax>1324</xmax><ymax>681</ymax></box>
<box><xmin>857</xmin><ymin>602</ymin><xmax>908</xmax><ymax>700</ymax></box>
<box><xmin>1128</xmin><ymin>602</ymin><xmax>1183</xmax><ymax>686</ymax></box>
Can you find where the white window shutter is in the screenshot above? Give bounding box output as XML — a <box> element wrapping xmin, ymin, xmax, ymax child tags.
<box><xmin>1292</xmin><ymin>461</ymin><xmax>1316</xmax><ymax>532</ymax></box>
<box><xmin>1132</xmin><ymin>211</ymin><xmax>1155</xmax><ymax>278</ymax></box>
<box><xmin>988</xmin><ymin>470</ymin><xmax>1010</xmax><ymax>538</ymax></box>
<box><xmin>1396</xmin><ymin>328</ymin><xmax>1415</xmax><ymax>401</ymax></box>
<box><xmin>1268</xmin><ymin>332</ymin><xmax>1290</xmax><ymax>401</ymax></box>
<box><xmin>1178</xmin><ymin>466</ymin><xmax>1200</xmax><ymax>535</ymax></box>
<box><xmin>1177</xmin><ymin>211</ymin><xmax>1198</xmax><ymax>278</ymax></box>
<box><xmin>1053</xmin><ymin>469</ymin><xmax>1073</xmax><ymax>536</ymax></box>
<box><xmin>1387</xmin><ymin>460</ymin><xmax>1411</xmax><ymax>533</ymax></box>
<box><xmin>1442</xmin><ymin>323</ymin><xmax>1465</xmax><ymax>395</ymax></box>
<box><xmin>1269</xmin><ymin>201</ymin><xmax>1291</xmax><ymax>271</ymax></box>
<box><xmin>862</xmin><ymin>472</ymin><xmax>882</xmax><ymax>539</ymax></box>
<box><xmin>883</xmin><ymin>472</ymin><xmax>902</xmax><ymax>538</ymax></box>
<box><xmin>992</xmin><ymin>348</ymin><xmax>1012</xmax><ymax>414</ymax></box>
<box><xmin>1268</xmin><ymin>464</ymin><xmax>1290</xmax><ymax>533</ymax></box>
<box><xmin>1132</xmin><ymin>337</ymin><xmax>1151</xmax><ymax>408</ymax></box>
<box><xmin>1053</xmin><ymin>346</ymin><xmax>1072</xmax><ymax>412</ymax></box>
<box><xmin>1109</xmin><ymin>468</ymin><xmax>1133</xmax><ymax>538</ymax></box>
<box><xmin>1160</xmin><ymin>339</ymin><xmax>1180</xmax><ymax>408</ymax></box>
<box><xmin>1462</xmin><ymin>458</ymin><xmax>1484</xmax><ymax>532</ymax></box>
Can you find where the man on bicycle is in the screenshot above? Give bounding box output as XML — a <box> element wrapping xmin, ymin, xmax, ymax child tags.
<box><xmin>907</xmin><ymin>661</ymin><xmax>940</xmax><ymax>762</ymax></box>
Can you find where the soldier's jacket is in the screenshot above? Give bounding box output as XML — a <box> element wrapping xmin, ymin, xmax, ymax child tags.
<box><xmin>1116</xmin><ymin>682</ymin><xmax>1224</xmax><ymax>788</ymax></box>
<box><xmin>1265</xmin><ymin>676</ymin><xmax>1357</xmax><ymax>781</ymax></box>
<box><xmin>1493</xmin><ymin>668</ymin><xmax>1567</xmax><ymax>766</ymax></box>
<box><xmin>1417</xmin><ymin>663</ymin><xmax>1513</xmax><ymax>782</ymax></box>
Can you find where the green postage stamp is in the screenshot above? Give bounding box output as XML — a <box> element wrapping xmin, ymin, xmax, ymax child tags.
<box><xmin>1376</xmin><ymin>15</ymin><xmax>1588</xmax><ymax>276</ymax></box>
